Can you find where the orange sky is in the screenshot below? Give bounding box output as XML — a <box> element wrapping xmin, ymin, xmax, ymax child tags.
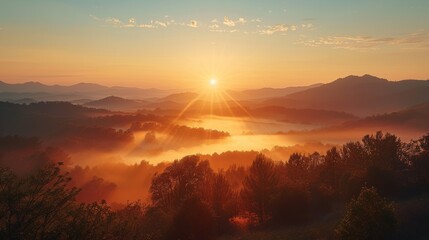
<box><xmin>0</xmin><ymin>1</ymin><xmax>428</xmax><ymax>89</ymax></box>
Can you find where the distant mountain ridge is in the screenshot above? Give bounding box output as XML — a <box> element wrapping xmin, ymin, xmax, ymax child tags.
<box><xmin>0</xmin><ymin>81</ymin><xmax>175</xmax><ymax>101</ymax></box>
<box><xmin>3</xmin><ymin>75</ymin><xmax>429</xmax><ymax>117</ymax></box>
<box><xmin>0</xmin><ymin>81</ymin><xmax>321</xmax><ymax>103</ymax></box>
<box><xmin>226</xmin><ymin>83</ymin><xmax>323</xmax><ymax>100</ymax></box>
<box><xmin>84</xmin><ymin>96</ymin><xmax>146</xmax><ymax>111</ymax></box>
<box><xmin>0</xmin><ymin>80</ymin><xmax>322</xmax><ymax>103</ymax></box>
<box><xmin>263</xmin><ymin>75</ymin><xmax>429</xmax><ymax>116</ymax></box>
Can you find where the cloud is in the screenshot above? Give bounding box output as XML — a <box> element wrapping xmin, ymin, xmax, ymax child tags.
<box><xmin>210</xmin><ymin>29</ymin><xmax>239</xmax><ymax>33</ymax></box>
<box><xmin>260</xmin><ymin>24</ymin><xmax>290</xmax><ymax>35</ymax></box>
<box><xmin>106</xmin><ymin>17</ymin><xmax>122</xmax><ymax>25</ymax></box>
<box><xmin>301</xmin><ymin>23</ymin><xmax>314</xmax><ymax>29</ymax></box>
<box><xmin>223</xmin><ymin>16</ymin><xmax>247</xmax><ymax>27</ymax></box>
<box><xmin>299</xmin><ymin>31</ymin><xmax>429</xmax><ymax>50</ymax></box>
<box><xmin>138</xmin><ymin>24</ymin><xmax>156</xmax><ymax>28</ymax></box>
<box><xmin>89</xmin><ymin>14</ymin><xmax>311</xmax><ymax>36</ymax></box>
<box><xmin>91</xmin><ymin>15</ymin><xmax>123</xmax><ymax>27</ymax></box>
<box><xmin>128</xmin><ymin>18</ymin><xmax>136</xmax><ymax>25</ymax></box>
<box><xmin>91</xmin><ymin>15</ymin><xmax>171</xmax><ymax>29</ymax></box>
<box><xmin>154</xmin><ymin>20</ymin><xmax>168</xmax><ymax>27</ymax></box>
<box><xmin>209</xmin><ymin>24</ymin><xmax>220</xmax><ymax>30</ymax></box>
<box><xmin>237</xmin><ymin>17</ymin><xmax>246</xmax><ymax>24</ymax></box>
<box><xmin>223</xmin><ymin>17</ymin><xmax>236</xmax><ymax>27</ymax></box>
<box><xmin>187</xmin><ymin>20</ymin><xmax>198</xmax><ymax>28</ymax></box>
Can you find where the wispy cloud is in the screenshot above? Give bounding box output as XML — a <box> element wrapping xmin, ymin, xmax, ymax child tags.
<box><xmin>299</xmin><ymin>31</ymin><xmax>429</xmax><ymax>50</ymax></box>
<box><xmin>260</xmin><ymin>24</ymin><xmax>298</xmax><ymax>35</ymax></box>
<box><xmin>209</xmin><ymin>24</ymin><xmax>220</xmax><ymax>30</ymax></box>
<box><xmin>187</xmin><ymin>20</ymin><xmax>198</xmax><ymax>28</ymax></box>
<box><xmin>90</xmin><ymin>14</ymin><xmax>312</xmax><ymax>36</ymax></box>
<box><xmin>91</xmin><ymin>15</ymin><xmax>175</xmax><ymax>29</ymax></box>
<box><xmin>301</xmin><ymin>23</ymin><xmax>314</xmax><ymax>30</ymax></box>
<box><xmin>223</xmin><ymin>16</ymin><xmax>247</xmax><ymax>27</ymax></box>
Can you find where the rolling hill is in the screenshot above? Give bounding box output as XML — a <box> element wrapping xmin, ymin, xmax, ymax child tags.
<box><xmin>0</xmin><ymin>81</ymin><xmax>176</xmax><ymax>101</ymax></box>
<box><xmin>264</xmin><ymin>75</ymin><xmax>429</xmax><ymax>116</ymax></box>
<box><xmin>84</xmin><ymin>96</ymin><xmax>146</xmax><ymax>111</ymax></box>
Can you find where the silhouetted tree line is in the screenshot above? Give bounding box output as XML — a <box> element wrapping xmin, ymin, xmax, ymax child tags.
<box><xmin>1</xmin><ymin>131</ymin><xmax>429</xmax><ymax>239</ymax></box>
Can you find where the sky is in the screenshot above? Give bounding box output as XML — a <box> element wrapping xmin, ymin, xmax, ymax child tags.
<box><xmin>0</xmin><ymin>0</ymin><xmax>428</xmax><ymax>89</ymax></box>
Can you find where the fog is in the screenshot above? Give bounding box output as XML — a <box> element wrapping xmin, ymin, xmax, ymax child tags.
<box><xmin>66</xmin><ymin>116</ymin><xmax>321</xmax><ymax>166</ymax></box>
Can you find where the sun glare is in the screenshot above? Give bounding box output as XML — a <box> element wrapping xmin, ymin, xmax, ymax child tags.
<box><xmin>209</xmin><ymin>78</ymin><xmax>218</xmax><ymax>87</ymax></box>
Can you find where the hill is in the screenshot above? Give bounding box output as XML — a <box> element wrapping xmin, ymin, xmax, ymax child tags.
<box><xmin>286</xmin><ymin>101</ymin><xmax>429</xmax><ymax>141</ymax></box>
<box><xmin>84</xmin><ymin>96</ymin><xmax>145</xmax><ymax>111</ymax></box>
<box><xmin>264</xmin><ymin>75</ymin><xmax>429</xmax><ymax>116</ymax></box>
<box><xmin>0</xmin><ymin>81</ymin><xmax>176</xmax><ymax>101</ymax></box>
<box><xmin>227</xmin><ymin>83</ymin><xmax>323</xmax><ymax>100</ymax></box>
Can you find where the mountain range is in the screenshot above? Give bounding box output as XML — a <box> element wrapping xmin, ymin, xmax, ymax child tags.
<box><xmin>2</xmin><ymin>75</ymin><xmax>429</xmax><ymax>118</ymax></box>
<box><xmin>0</xmin><ymin>80</ymin><xmax>321</xmax><ymax>103</ymax></box>
<box><xmin>263</xmin><ymin>75</ymin><xmax>429</xmax><ymax>116</ymax></box>
<box><xmin>0</xmin><ymin>81</ymin><xmax>175</xmax><ymax>101</ymax></box>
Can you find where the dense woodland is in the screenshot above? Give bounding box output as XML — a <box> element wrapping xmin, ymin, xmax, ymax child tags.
<box><xmin>1</xmin><ymin>131</ymin><xmax>429</xmax><ymax>239</ymax></box>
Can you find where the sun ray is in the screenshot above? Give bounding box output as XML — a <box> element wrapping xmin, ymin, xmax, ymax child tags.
<box><xmin>216</xmin><ymin>90</ymin><xmax>235</xmax><ymax>117</ymax></box>
<box><xmin>159</xmin><ymin>91</ymin><xmax>207</xmax><ymax>149</ymax></box>
<box><xmin>220</xmin><ymin>89</ymin><xmax>254</xmax><ymax>119</ymax></box>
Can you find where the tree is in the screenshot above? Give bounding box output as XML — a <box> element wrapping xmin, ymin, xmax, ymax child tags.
<box><xmin>66</xmin><ymin>201</ymin><xmax>113</xmax><ymax>240</ymax></box>
<box><xmin>409</xmin><ymin>133</ymin><xmax>429</xmax><ymax>188</ymax></box>
<box><xmin>285</xmin><ymin>153</ymin><xmax>312</xmax><ymax>185</ymax></box>
<box><xmin>207</xmin><ymin>173</ymin><xmax>238</xmax><ymax>233</ymax></box>
<box><xmin>362</xmin><ymin>132</ymin><xmax>405</xmax><ymax>196</ymax></box>
<box><xmin>169</xmin><ymin>197</ymin><xmax>214</xmax><ymax>240</ymax></box>
<box><xmin>242</xmin><ymin>154</ymin><xmax>279</xmax><ymax>223</ymax></box>
<box><xmin>336</xmin><ymin>186</ymin><xmax>397</xmax><ymax>240</ymax></box>
<box><xmin>271</xmin><ymin>184</ymin><xmax>309</xmax><ymax>224</ymax></box>
<box><xmin>150</xmin><ymin>155</ymin><xmax>213</xmax><ymax>209</ymax></box>
<box><xmin>318</xmin><ymin>147</ymin><xmax>343</xmax><ymax>193</ymax></box>
<box><xmin>362</xmin><ymin>131</ymin><xmax>404</xmax><ymax>171</ymax></box>
<box><xmin>0</xmin><ymin>163</ymin><xmax>80</xmax><ymax>239</ymax></box>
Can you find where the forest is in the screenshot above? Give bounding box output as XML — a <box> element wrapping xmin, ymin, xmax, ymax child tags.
<box><xmin>1</xmin><ymin>131</ymin><xmax>428</xmax><ymax>240</ymax></box>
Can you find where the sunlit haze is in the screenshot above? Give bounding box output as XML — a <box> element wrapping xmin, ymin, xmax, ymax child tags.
<box><xmin>1</xmin><ymin>0</ymin><xmax>428</xmax><ymax>89</ymax></box>
<box><xmin>1</xmin><ymin>1</ymin><xmax>429</xmax><ymax>239</ymax></box>
<box><xmin>210</xmin><ymin>78</ymin><xmax>218</xmax><ymax>87</ymax></box>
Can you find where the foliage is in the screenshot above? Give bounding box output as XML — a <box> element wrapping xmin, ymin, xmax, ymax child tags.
<box><xmin>335</xmin><ymin>186</ymin><xmax>397</xmax><ymax>240</ymax></box>
<box><xmin>241</xmin><ymin>154</ymin><xmax>279</xmax><ymax>223</ymax></box>
<box><xmin>1</xmin><ymin>131</ymin><xmax>429</xmax><ymax>239</ymax></box>
<box><xmin>150</xmin><ymin>155</ymin><xmax>213</xmax><ymax>209</ymax></box>
<box><xmin>0</xmin><ymin>163</ymin><xmax>79</xmax><ymax>239</ymax></box>
<box><xmin>168</xmin><ymin>197</ymin><xmax>215</xmax><ymax>240</ymax></box>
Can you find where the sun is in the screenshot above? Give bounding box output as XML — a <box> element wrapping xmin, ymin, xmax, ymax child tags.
<box><xmin>209</xmin><ymin>78</ymin><xmax>218</xmax><ymax>87</ymax></box>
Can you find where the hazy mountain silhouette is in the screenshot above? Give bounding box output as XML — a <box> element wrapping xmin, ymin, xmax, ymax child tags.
<box><xmin>159</xmin><ymin>92</ymin><xmax>200</xmax><ymax>104</ymax></box>
<box><xmin>250</xmin><ymin>106</ymin><xmax>358</xmax><ymax>125</ymax></box>
<box><xmin>152</xmin><ymin>85</ymin><xmax>323</xmax><ymax>103</ymax></box>
<box><xmin>263</xmin><ymin>75</ymin><xmax>429</xmax><ymax>116</ymax></box>
<box><xmin>287</xmin><ymin>101</ymin><xmax>429</xmax><ymax>141</ymax></box>
<box><xmin>227</xmin><ymin>83</ymin><xmax>323</xmax><ymax>100</ymax></box>
<box><xmin>84</xmin><ymin>96</ymin><xmax>146</xmax><ymax>111</ymax></box>
<box><xmin>0</xmin><ymin>101</ymin><xmax>107</xmax><ymax>136</ymax></box>
<box><xmin>0</xmin><ymin>80</ymin><xmax>176</xmax><ymax>101</ymax></box>
<box><xmin>4</xmin><ymin>76</ymin><xmax>429</xmax><ymax>117</ymax></box>
<box><xmin>350</xmin><ymin>102</ymin><xmax>429</xmax><ymax>131</ymax></box>
<box><xmin>0</xmin><ymin>80</ymin><xmax>325</xmax><ymax>104</ymax></box>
